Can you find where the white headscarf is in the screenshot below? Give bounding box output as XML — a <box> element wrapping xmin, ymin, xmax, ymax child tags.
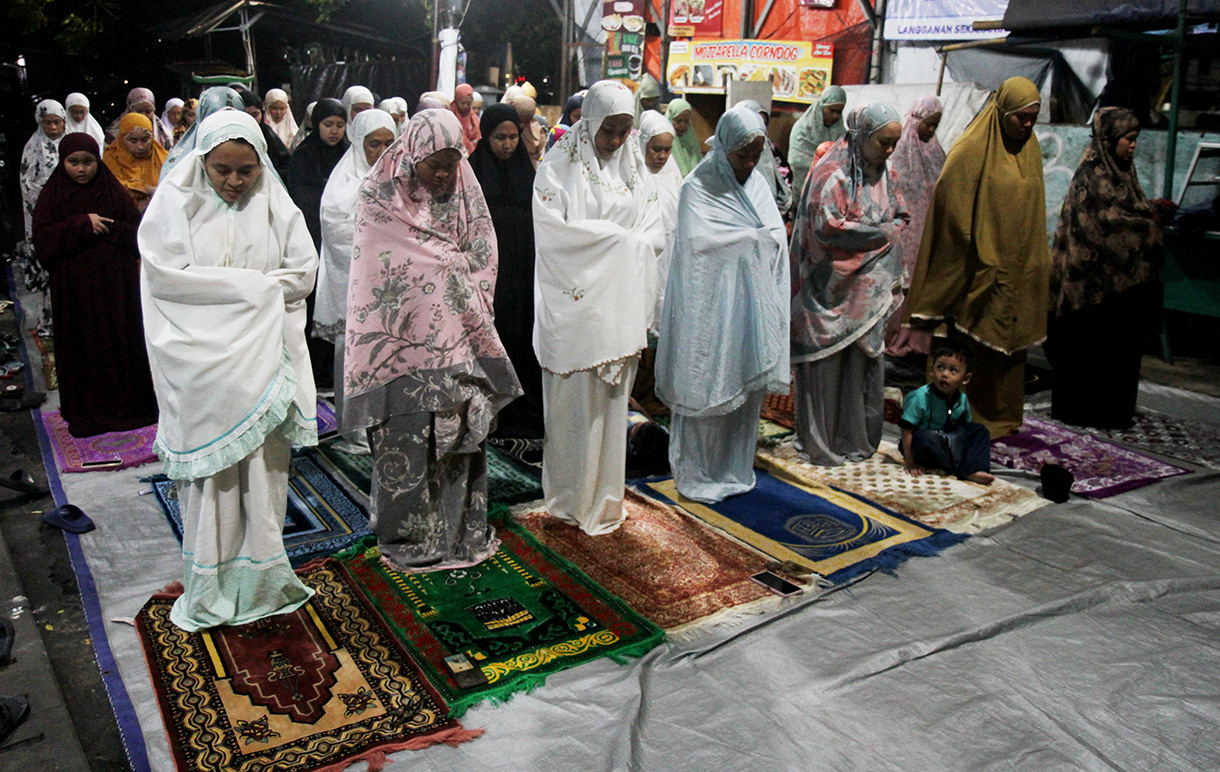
<box><xmin>263</xmin><ymin>88</ymin><xmax>299</xmax><ymax>147</ymax></box>
<box><xmin>138</xmin><ymin>109</ymin><xmax>318</xmax><ymax>481</ymax></box>
<box><xmin>637</xmin><ymin>110</ymin><xmax>683</xmax><ymax>329</ymax></box>
<box><xmin>315</xmin><ymin>108</ymin><xmax>399</xmax><ymax>338</ymax></box>
<box><xmin>341</xmin><ymin>85</ymin><xmax>375</xmax><ymax>141</ymax></box>
<box><xmin>655</xmin><ymin>106</ymin><xmax>789</xmax><ymax>415</ymax></box>
<box><xmin>417</xmin><ymin>90</ymin><xmax>450</xmax><ymax>110</ymax></box>
<box><xmin>64</xmin><ymin>92</ymin><xmax>106</xmax><ymax>149</ymax></box>
<box><xmin>531</xmin><ymin>79</ymin><xmax>664</xmax><ymax>376</ymax></box>
<box><xmin>20</xmin><ymin>100</ymin><xmax>67</xmax><ymax>240</ymax></box>
<box><xmin>160</xmin><ymin>98</ymin><xmax>184</xmax><ymax>145</ymax></box>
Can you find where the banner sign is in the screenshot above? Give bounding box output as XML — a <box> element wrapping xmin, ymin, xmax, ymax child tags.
<box><xmin>665</xmin><ymin>40</ymin><xmax>835</xmax><ymax>105</ymax></box>
<box><xmin>882</xmin><ymin>0</ymin><xmax>1009</xmax><ymax>40</ymax></box>
<box><xmin>668</xmin><ymin>0</ymin><xmax>724</xmax><ymax>38</ymax></box>
<box><xmin>603</xmin><ymin>0</ymin><xmax>646</xmax><ymax>80</ymax></box>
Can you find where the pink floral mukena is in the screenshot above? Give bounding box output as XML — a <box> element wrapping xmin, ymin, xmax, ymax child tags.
<box><xmin>790</xmin><ymin>103</ymin><xmax>910</xmax><ymax>364</ymax></box>
<box><xmin>344</xmin><ymin>109</ymin><xmax>508</xmax><ymax>399</ymax></box>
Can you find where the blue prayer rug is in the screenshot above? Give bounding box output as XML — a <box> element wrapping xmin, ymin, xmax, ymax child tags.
<box><xmin>641</xmin><ymin>470</ymin><xmax>966</xmax><ymax>584</ymax></box>
<box><xmin>150</xmin><ymin>453</ymin><xmax>371</xmax><ymax>567</ymax></box>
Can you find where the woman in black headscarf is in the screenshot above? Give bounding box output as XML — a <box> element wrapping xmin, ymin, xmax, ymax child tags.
<box><xmin>286</xmin><ymin>97</ymin><xmax>350</xmax><ymax>387</ymax></box>
<box><xmin>33</xmin><ymin>133</ymin><xmax>157</xmax><ymax>436</ymax></box>
<box><xmin>469</xmin><ymin>102</ymin><xmax>544</xmax><ymax>445</ymax></box>
<box><xmin>286</xmin><ymin>98</ymin><xmax>349</xmax><ymax>250</ymax></box>
<box><xmin>238</xmin><ymin>89</ymin><xmax>291</xmax><ymax>176</ymax></box>
<box><xmin>1046</xmin><ymin>107</ymin><xmax>1165</xmax><ymax>430</ymax></box>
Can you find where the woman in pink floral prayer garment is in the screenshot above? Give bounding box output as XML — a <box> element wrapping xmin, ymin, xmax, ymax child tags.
<box><xmin>789</xmin><ymin>103</ymin><xmax>909</xmax><ymax>466</ymax></box>
<box><xmin>885</xmin><ymin>96</ymin><xmax>945</xmax><ymax>356</ymax></box>
<box><xmin>343</xmin><ymin>109</ymin><xmax>521</xmax><ymax>571</ymax></box>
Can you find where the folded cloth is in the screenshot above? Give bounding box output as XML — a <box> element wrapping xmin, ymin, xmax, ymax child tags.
<box><xmin>42</xmin><ymin>504</ymin><xmax>95</xmax><ymax>534</ymax></box>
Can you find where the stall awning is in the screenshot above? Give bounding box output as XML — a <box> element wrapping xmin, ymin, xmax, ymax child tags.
<box><xmin>1002</xmin><ymin>0</ymin><xmax>1220</xmax><ymax>33</ymax></box>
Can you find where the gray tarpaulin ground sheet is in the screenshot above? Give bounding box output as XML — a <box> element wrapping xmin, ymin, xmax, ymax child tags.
<box><xmin>17</xmin><ymin>262</ymin><xmax>1220</xmax><ymax>772</ymax></box>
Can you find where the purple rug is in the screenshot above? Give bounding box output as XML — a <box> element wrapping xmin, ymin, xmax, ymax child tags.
<box><xmin>39</xmin><ymin>411</ymin><xmax>158</xmax><ymax>473</ymax></box>
<box><xmin>316</xmin><ymin>397</ymin><xmax>337</xmax><ymax>436</ymax></box>
<box><xmin>991</xmin><ymin>417</ymin><xmax>1192</xmax><ymax>498</ymax></box>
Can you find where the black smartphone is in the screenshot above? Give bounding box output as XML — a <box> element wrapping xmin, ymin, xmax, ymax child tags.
<box><xmin>81</xmin><ymin>459</ymin><xmax>123</xmax><ymax>469</ymax></box>
<box><xmin>444</xmin><ymin>653</ymin><xmax>490</xmax><ymax>689</ymax></box>
<box><xmin>749</xmin><ymin>570</ymin><xmax>803</xmax><ymax>597</ymax></box>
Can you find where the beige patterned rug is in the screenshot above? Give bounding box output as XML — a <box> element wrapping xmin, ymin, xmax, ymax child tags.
<box><xmin>755</xmin><ymin>440</ymin><xmax>1047</xmax><ymax>533</ymax></box>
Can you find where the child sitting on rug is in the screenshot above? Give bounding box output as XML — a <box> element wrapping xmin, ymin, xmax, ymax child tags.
<box><xmin>899</xmin><ymin>344</ymin><xmax>995</xmax><ymax>485</ymax></box>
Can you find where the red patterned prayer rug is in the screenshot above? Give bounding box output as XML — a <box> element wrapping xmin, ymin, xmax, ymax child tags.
<box><xmin>761</xmin><ymin>390</ymin><xmax>795</xmax><ymax>429</ymax></box>
<box><xmin>136</xmin><ymin>559</ymin><xmax>480</xmax><ymax>772</ymax></box>
<box><xmin>515</xmin><ymin>490</ymin><xmax>791</xmax><ymax>638</ymax></box>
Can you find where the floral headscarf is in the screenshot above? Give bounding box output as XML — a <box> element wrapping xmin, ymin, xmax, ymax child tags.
<box><xmin>20</xmin><ymin>100</ymin><xmax>68</xmax><ymax>239</ymax></box>
<box><xmin>791</xmin><ymin>102</ymin><xmax>909</xmax><ymax>363</ymax></box>
<box><xmin>344</xmin><ymin>109</ymin><xmax>509</xmax><ymax>402</ymax></box>
<box><xmin>1050</xmin><ymin>107</ymin><xmax>1161</xmax><ymax>316</ymax></box>
<box><xmin>889</xmin><ymin>95</ymin><xmax>946</xmax><ymax>286</ymax></box>
<box><xmin>531</xmin><ymin>80</ymin><xmax>664</xmax><ymax>375</ymax></box>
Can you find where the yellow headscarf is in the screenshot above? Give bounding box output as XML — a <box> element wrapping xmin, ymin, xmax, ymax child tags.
<box><xmin>103</xmin><ymin>112</ymin><xmax>168</xmax><ymax>199</ymax></box>
<box><xmin>904</xmin><ymin>76</ymin><xmax>1048</xmax><ymax>355</ymax></box>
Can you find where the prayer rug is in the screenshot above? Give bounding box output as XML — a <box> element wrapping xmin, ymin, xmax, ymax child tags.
<box><xmin>135</xmin><ymin>559</ymin><xmax>479</xmax><ymax>772</ymax></box>
<box><xmin>757</xmin><ymin>418</ymin><xmax>794</xmax><ymax>446</ymax></box>
<box><xmin>760</xmin><ymin>390</ymin><xmax>794</xmax><ymax>429</ymax></box>
<box><xmin>515</xmin><ymin>489</ymin><xmax>784</xmax><ymax>637</ymax></box>
<box><xmin>991</xmin><ymin>417</ymin><xmax>1191</xmax><ymax>498</ymax></box>
<box><xmin>314</xmin><ymin>439</ymin><xmax>542</xmax><ymax>507</ymax></box>
<box><xmin>309</xmin><ymin>439</ymin><xmax>539</xmax><ymax>504</ymax></box>
<box><xmin>316</xmin><ymin>398</ymin><xmax>338</xmax><ymax>437</ymax></box>
<box><xmin>486</xmin><ymin>446</ymin><xmax>543</xmax><ymax>505</ymax></box>
<box><xmin>1029</xmin><ymin>406</ymin><xmax>1220</xmax><ymax>471</ymax></box>
<box><xmin>756</xmin><ymin>440</ymin><xmax>1047</xmax><ymax>533</ymax></box>
<box><xmin>642</xmin><ymin>470</ymin><xmax>965</xmax><ymax>583</ymax></box>
<box><xmin>31</xmin><ymin>328</ymin><xmax>57</xmax><ymax>390</ymax></box>
<box><xmin>335</xmin><ymin>517</ymin><xmax>665</xmax><ymax>717</ymax></box>
<box><xmin>151</xmin><ymin>453</ymin><xmax>370</xmax><ymax>567</ymax></box>
<box><xmin>39</xmin><ymin>410</ymin><xmax>158</xmax><ymax>472</ymax></box>
<box><xmin>314</xmin><ymin>437</ymin><xmax>374</xmax><ymax>496</ymax></box>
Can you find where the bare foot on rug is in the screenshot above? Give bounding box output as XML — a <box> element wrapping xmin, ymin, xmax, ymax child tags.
<box><xmin>965</xmin><ymin>471</ymin><xmax>995</xmax><ymax>485</ymax></box>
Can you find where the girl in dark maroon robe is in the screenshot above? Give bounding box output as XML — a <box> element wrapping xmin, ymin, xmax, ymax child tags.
<box><xmin>32</xmin><ymin>132</ymin><xmax>158</xmax><ymax>437</ymax></box>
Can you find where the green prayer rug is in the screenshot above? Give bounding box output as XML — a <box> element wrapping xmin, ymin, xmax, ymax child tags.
<box><xmin>336</xmin><ymin>514</ymin><xmax>664</xmax><ymax>716</ymax></box>
<box><xmin>314</xmin><ymin>439</ymin><xmax>542</xmax><ymax>506</ymax></box>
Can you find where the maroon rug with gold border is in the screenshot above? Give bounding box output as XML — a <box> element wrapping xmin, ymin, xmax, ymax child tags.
<box><xmin>136</xmin><ymin>559</ymin><xmax>480</xmax><ymax>772</ymax></box>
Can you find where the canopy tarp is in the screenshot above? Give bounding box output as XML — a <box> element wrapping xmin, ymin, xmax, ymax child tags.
<box><xmin>1003</xmin><ymin>0</ymin><xmax>1220</xmax><ymax>32</ymax></box>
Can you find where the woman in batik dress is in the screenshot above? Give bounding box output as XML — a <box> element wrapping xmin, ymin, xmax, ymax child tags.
<box><xmin>343</xmin><ymin>109</ymin><xmax>521</xmax><ymax>571</ymax></box>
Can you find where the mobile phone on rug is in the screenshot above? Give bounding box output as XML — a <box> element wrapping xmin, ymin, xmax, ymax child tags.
<box><xmin>81</xmin><ymin>459</ymin><xmax>123</xmax><ymax>469</ymax></box>
<box><xmin>749</xmin><ymin>571</ymin><xmax>803</xmax><ymax>597</ymax></box>
<box><xmin>444</xmin><ymin>653</ymin><xmax>490</xmax><ymax>689</ymax></box>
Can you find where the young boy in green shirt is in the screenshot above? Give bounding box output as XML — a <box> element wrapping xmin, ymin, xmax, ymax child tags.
<box><xmin>899</xmin><ymin>345</ymin><xmax>995</xmax><ymax>484</ymax></box>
